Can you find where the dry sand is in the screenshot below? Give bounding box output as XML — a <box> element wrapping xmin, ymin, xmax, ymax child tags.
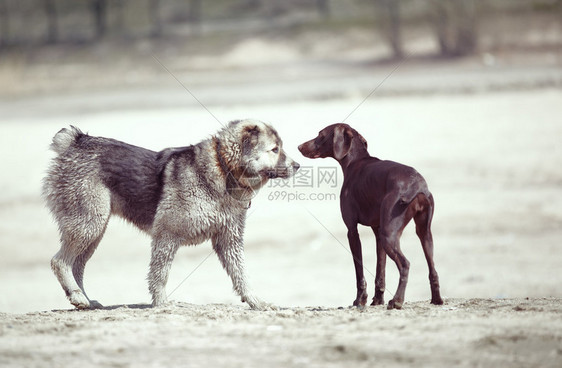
<box><xmin>1</xmin><ymin>298</ymin><xmax>561</xmax><ymax>368</ymax></box>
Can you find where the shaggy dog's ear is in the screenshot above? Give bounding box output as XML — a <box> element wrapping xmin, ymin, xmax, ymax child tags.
<box><xmin>333</xmin><ymin>125</ymin><xmax>352</xmax><ymax>160</ymax></box>
<box><xmin>241</xmin><ymin>125</ymin><xmax>260</xmax><ymax>154</ymax></box>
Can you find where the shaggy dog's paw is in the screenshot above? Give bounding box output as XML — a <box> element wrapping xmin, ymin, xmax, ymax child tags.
<box><xmin>151</xmin><ymin>294</ymin><xmax>170</xmax><ymax>308</ymax></box>
<box><xmin>69</xmin><ymin>290</ymin><xmax>90</xmax><ymax>310</ymax></box>
<box><xmin>243</xmin><ymin>296</ymin><xmax>278</xmax><ymax>311</ymax></box>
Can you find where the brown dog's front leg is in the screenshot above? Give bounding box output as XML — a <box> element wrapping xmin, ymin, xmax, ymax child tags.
<box><xmin>347</xmin><ymin>226</ymin><xmax>368</xmax><ymax>307</ymax></box>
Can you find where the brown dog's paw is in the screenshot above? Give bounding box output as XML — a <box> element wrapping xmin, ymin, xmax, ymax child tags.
<box><xmin>352</xmin><ymin>290</ymin><xmax>368</xmax><ymax>308</ymax></box>
<box><xmin>352</xmin><ymin>300</ymin><xmax>365</xmax><ymax>308</ymax></box>
<box><xmin>431</xmin><ymin>296</ymin><xmax>444</xmax><ymax>305</ymax></box>
<box><xmin>387</xmin><ymin>299</ymin><xmax>403</xmax><ymax>310</ymax></box>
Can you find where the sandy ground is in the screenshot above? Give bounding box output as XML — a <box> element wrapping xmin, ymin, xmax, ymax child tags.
<box><xmin>1</xmin><ymin>47</ymin><xmax>561</xmax><ymax>366</ymax></box>
<box><xmin>1</xmin><ymin>298</ymin><xmax>561</xmax><ymax>367</ymax></box>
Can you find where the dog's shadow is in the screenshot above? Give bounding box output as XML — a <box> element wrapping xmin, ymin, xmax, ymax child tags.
<box><xmin>99</xmin><ymin>303</ymin><xmax>153</xmax><ymax>311</ymax></box>
<box><xmin>50</xmin><ymin>303</ymin><xmax>153</xmax><ymax>313</ymax></box>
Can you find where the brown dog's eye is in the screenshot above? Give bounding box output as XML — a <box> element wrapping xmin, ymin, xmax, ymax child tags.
<box><xmin>271</xmin><ymin>147</ymin><xmax>279</xmax><ymax>154</ymax></box>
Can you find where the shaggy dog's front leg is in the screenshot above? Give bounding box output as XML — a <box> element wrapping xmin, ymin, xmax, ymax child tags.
<box><xmin>212</xmin><ymin>229</ymin><xmax>272</xmax><ymax>311</ymax></box>
<box><xmin>148</xmin><ymin>235</ymin><xmax>180</xmax><ymax>307</ymax></box>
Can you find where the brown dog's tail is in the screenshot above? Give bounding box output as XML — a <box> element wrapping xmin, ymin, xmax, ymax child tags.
<box><xmin>398</xmin><ymin>173</ymin><xmax>434</xmax><ymax>227</ymax></box>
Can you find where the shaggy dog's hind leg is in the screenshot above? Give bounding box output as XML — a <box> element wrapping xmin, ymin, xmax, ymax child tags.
<box><xmin>52</xmin><ymin>243</ymin><xmax>92</xmax><ymax>310</ymax></box>
<box><xmin>71</xmin><ymin>232</ymin><xmax>108</xmax><ymax>309</ymax></box>
<box><xmin>49</xmin><ymin>185</ymin><xmax>111</xmax><ymax>310</ymax></box>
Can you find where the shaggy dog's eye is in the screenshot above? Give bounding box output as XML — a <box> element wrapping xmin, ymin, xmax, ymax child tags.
<box><xmin>271</xmin><ymin>147</ymin><xmax>279</xmax><ymax>154</ymax></box>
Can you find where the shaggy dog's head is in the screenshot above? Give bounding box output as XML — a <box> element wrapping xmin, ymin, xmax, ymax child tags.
<box><xmin>217</xmin><ymin>119</ymin><xmax>300</xmax><ymax>198</ymax></box>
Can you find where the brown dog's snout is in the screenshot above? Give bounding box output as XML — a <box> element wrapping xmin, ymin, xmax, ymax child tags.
<box><xmin>298</xmin><ymin>140</ymin><xmax>319</xmax><ymax>159</ymax></box>
<box><xmin>298</xmin><ymin>141</ymin><xmax>312</xmax><ymax>156</ymax></box>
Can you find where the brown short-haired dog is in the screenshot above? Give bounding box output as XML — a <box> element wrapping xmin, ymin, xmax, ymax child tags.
<box><xmin>299</xmin><ymin>124</ymin><xmax>443</xmax><ymax>309</ymax></box>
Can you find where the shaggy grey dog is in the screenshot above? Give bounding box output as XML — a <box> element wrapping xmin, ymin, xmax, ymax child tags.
<box><xmin>43</xmin><ymin>119</ymin><xmax>299</xmax><ymax>310</ymax></box>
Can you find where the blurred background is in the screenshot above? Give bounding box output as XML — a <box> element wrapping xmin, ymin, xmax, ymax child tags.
<box><xmin>0</xmin><ymin>0</ymin><xmax>561</xmax><ymax>313</ymax></box>
<box><xmin>0</xmin><ymin>0</ymin><xmax>561</xmax><ymax>97</ymax></box>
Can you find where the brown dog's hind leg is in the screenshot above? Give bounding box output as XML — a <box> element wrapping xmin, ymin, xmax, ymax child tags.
<box><xmin>379</xmin><ymin>194</ymin><xmax>412</xmax><ymax>310</ymax></box>
<box><xmin>371</xmin><ymin>227</ymin><xmax>386</xmax><ymax>306</ymax></box>
<box><xmin>381</xmin><ymin>239</ymin><xmax>409</xmax><ymax>310</ymax></box>
<box><xmin>414</xmin><ymin>194</ymin><xmax>443</xmax><ymax>305</ymax></box>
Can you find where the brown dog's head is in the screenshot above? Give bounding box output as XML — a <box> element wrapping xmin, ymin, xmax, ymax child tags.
<box><xmin>298</xmin><ymin>124</ymin><xmax>368</xmax><ymax>163</ymax></box>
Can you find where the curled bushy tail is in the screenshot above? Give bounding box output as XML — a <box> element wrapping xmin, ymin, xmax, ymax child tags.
<box><xmin>50</xmin><ymin>125</ymin><xmax>83</xmax><ymax>155</ymax></box>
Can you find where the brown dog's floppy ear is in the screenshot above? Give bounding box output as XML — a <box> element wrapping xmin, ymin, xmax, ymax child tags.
<box><xmin>358</xmin><ymin>133</ymin><xmax>368</xmax><ymax>150</ymax></box>
<box><xmin>333</xmin><ymin>125</ymin><xmax>352</xmax><ymax>160</ymax></box>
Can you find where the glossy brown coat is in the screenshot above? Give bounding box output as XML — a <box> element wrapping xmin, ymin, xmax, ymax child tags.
<box><xmin>299</xmin><ymin>124</ymin><xmax>443</xmax><ymax>309</ymax></box>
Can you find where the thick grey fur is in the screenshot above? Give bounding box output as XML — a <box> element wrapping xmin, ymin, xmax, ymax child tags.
<box><xmin>43</xmin><ymin>119</ymin><xmax>299</xmax><ymax>310</ymax></box>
